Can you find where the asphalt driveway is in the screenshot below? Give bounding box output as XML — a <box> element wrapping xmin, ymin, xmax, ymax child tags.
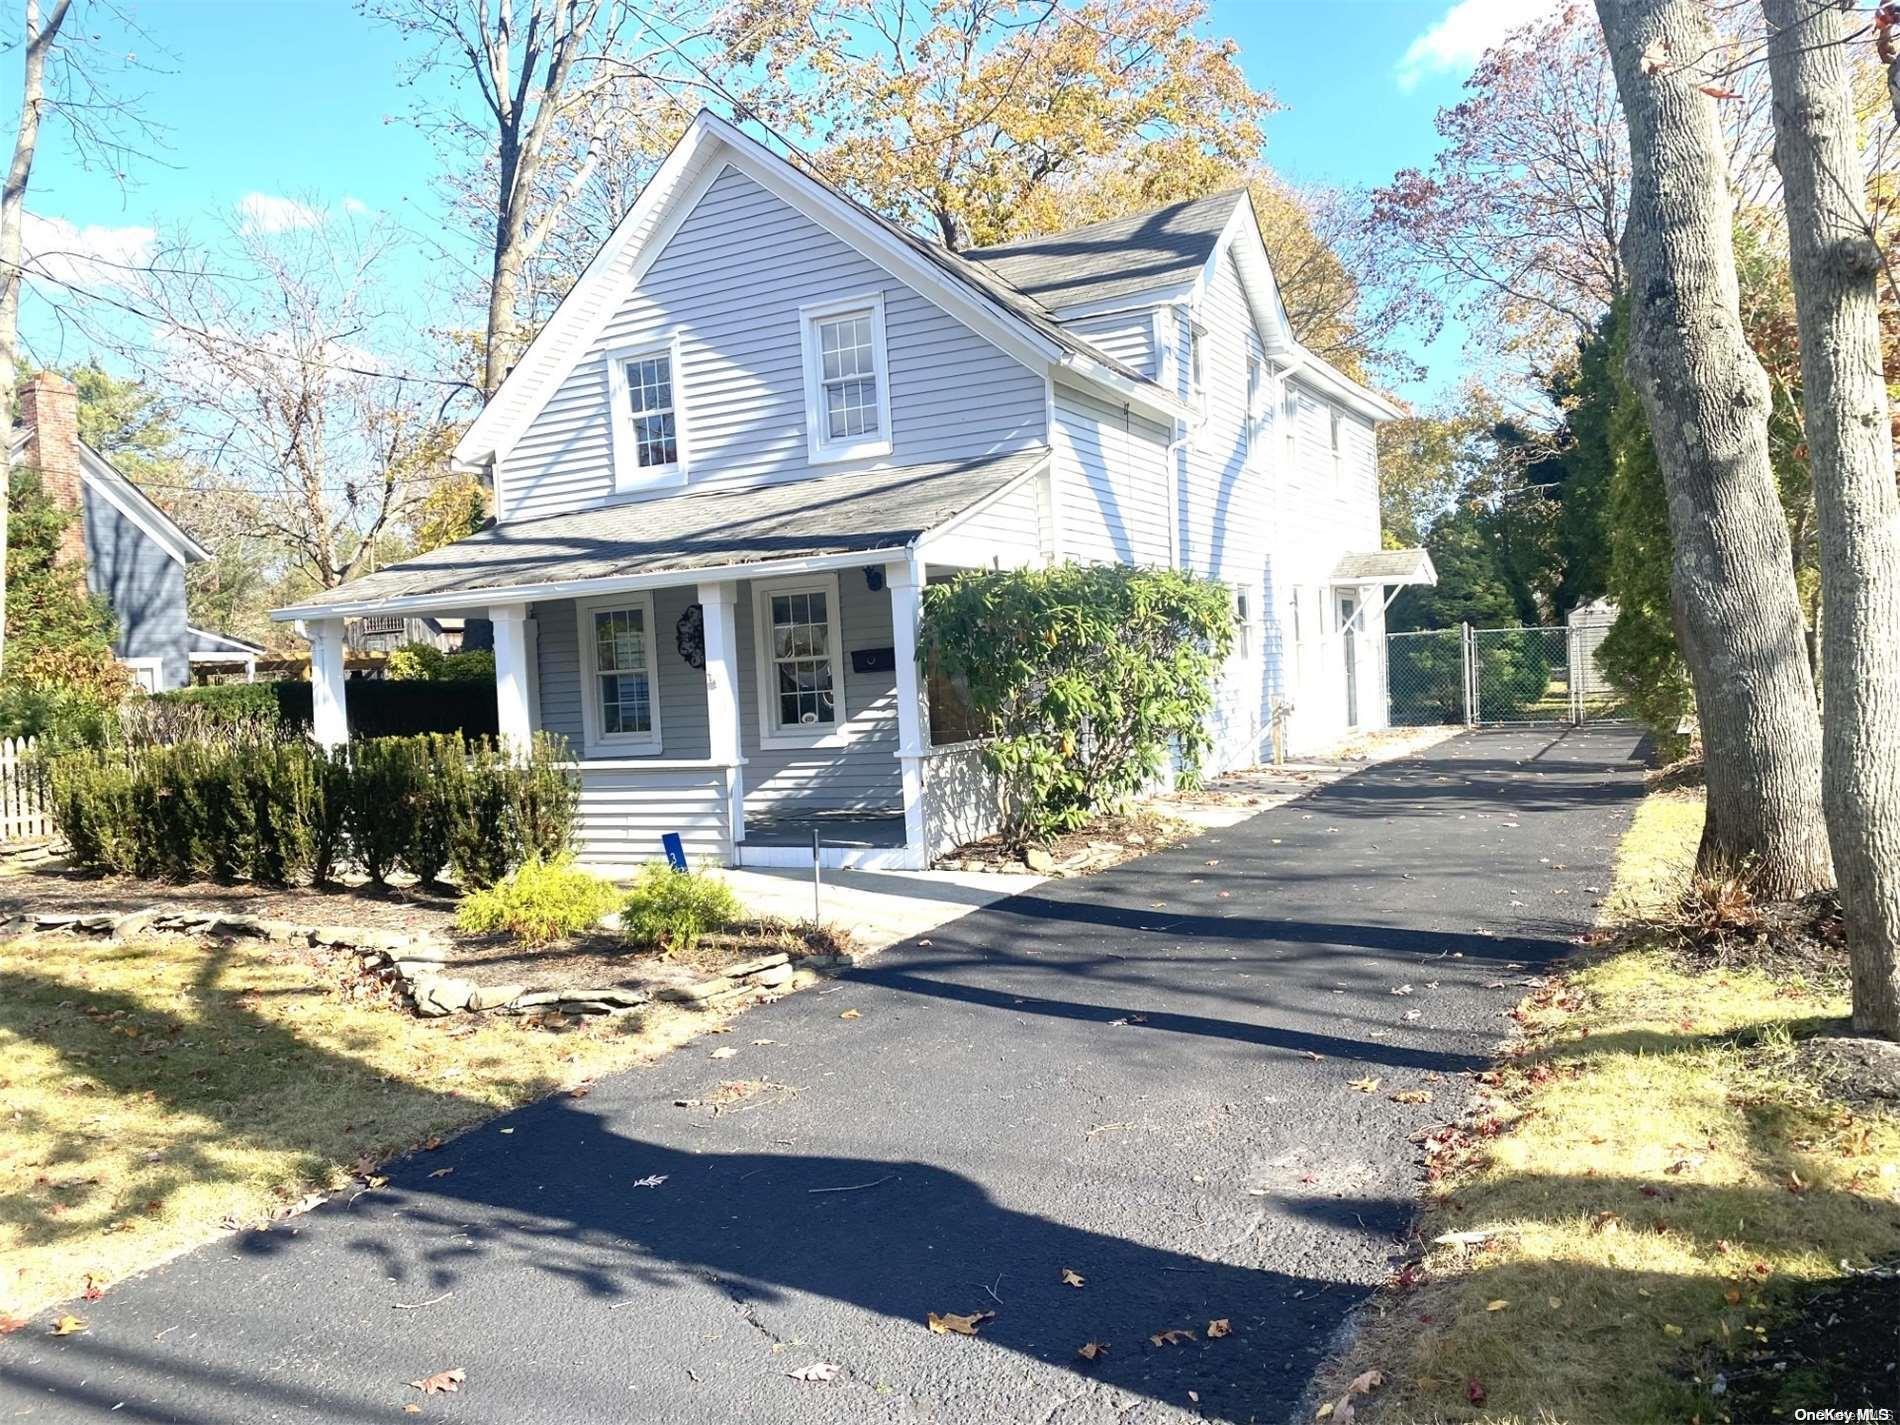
<box><xmin>0</xmin><ymin>727</ymin><xmax>1649</xmax><ymax>1424</ymax></box>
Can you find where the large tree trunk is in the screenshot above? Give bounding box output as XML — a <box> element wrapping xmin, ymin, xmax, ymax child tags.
<box><xmin>1764</xmin><ymin>0</ymin><xmax>1900</xmax><ymax>1037</ymax></box>
<box><xmin>0</xmin><ymin>0</ymin><xmax>72</xmax><ymax>680</ymax></box>
<box><xmin>1594</xmin><ymin>0</ymin><xmax>1832</xmax><ymax>898</ymax></box>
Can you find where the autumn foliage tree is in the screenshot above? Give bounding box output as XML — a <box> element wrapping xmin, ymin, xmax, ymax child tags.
<box><xmin>723</xmin><ymin>0</ymin><xmax>1270</xmax><ymax>251</ymax></box>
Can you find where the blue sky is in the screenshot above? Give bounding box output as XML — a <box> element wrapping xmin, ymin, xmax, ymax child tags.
<box><xmin>12</xmin><ymin>0</ymin><xmax>1552</xmax><ymax>401</ymax></box>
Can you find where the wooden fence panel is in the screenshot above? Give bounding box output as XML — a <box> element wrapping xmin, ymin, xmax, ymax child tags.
<box><xmin>0</xmin><ymin>736</ymin><xmax>51</xmax><ymax>843</ymax></box>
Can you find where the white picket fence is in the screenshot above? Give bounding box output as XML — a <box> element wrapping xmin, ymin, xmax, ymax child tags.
<box><xmin>0</xmin><ymin>736</ymin><xmax>52</xmax><ymax>843</ymax></box>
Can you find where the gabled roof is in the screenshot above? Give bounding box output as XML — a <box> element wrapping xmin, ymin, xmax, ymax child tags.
<box><xmin>453</xmin><ymin>111</ymin><xmax>1187</xmax><ymax>472</ymax></box>
<box><xmin>10</xmin><ymin>424</ymin><xmax>209</xmax><ymax>565</ymax></box>
<box><xmin>962</xmin><ymin>190</ymin><xmax>1247</xmax><ymax>312</ymax></box>
<box><xmin>276</xmin><ymin>450</ymin><xmax>1048</xmax><ymax>620</ymax></box>
<box><xmin>1331</xmin><ymin>548</ymin><xmax>1436</xmax><ymax>585</ymax></box>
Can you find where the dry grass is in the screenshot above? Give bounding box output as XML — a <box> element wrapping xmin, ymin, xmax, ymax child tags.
<box><xmin>0</xmin><ymin>932</ymin><xmax>728</xmax><ymax>1320</ymax></box>
<box><xmin>1318</xmin><ymin>788</ymin><xmax>1900</xmax><ymax>1424</ymax></box>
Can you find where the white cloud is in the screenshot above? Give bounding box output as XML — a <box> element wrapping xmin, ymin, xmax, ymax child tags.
<box><xmin>19</xmin><ymin>211</ymin><xmax>155</xmax><ymax>292</ymax></box>
<box><xmin>1395</xmin><ymin>0</ymin><xmax>1562</xmax><ymax>91</ymax></box>
<box><xmin>340</xmin><ymin>195</ymin><xmax>371</xmax><ymax>216</ymax></box>
<box><xmin>235</xmin><ymin>192</ymin><xmax>325</xmax><ymax>234</ymax></box>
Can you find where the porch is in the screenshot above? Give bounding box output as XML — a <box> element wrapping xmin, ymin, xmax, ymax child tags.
<box><xmin>274</xmin><ymin>454</ymin><xmax>1049</xmax><ymax>872</ymax></box>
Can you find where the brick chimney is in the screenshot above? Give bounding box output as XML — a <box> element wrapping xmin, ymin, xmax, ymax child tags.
<box><xmin>18</xmin><ymin>373</ymin><xmax>86</xmax><ymax>567</ymax></box>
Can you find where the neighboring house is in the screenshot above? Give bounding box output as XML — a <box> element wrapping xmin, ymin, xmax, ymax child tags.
<box><xmin>345</xmin><ymin>614</ymin><xmax>466</xmax><ymax>656</ymax></box>
<box><xmin>14</xmin><ymin>374</ymin><xmax>257</xmax><ymax>690</ymax></box>
<box><xmin>274</xmin><ymin>110</ymin><xmax>1432</xmax><ymax>870</ymax></box>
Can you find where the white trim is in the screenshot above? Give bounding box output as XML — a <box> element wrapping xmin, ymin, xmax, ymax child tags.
<box><xmin>798</xmin><ymin>291</ymin><xmax>894</xmax><ymax>465</ymax></box>
<box><xmin>575</xmin><ymin>590</ymin><xmax>665</xmax><ymax>756</ymax></box>
<box><xmin>78</xmin><ymin>445</ymin><xmax>208</xmax><ymax>565</ymax></box>
<box><xmin>751</xmin><ymin>571</ymin><xmax>848</xmax><ymax>751</ymax></box>
<box><xmin>605</xmin><ymin>331</ymin><xmax>691</xmax><ymax>493</ymax></box>
<box><xmin>273</xmin><ymin>546</ymin><xmax>914</xmax><ymax>623</ymax></box>
<box><xmin>454</xmin><ymin>137</ymin><xmax>722</xmax><ymax>470</ymax></box>
<box><xmin>186</xmin><ymin>625</ymin><xmax>265</xmax><ymax>654</ymax></box>
<box><xmin>1041</xmin><ymin>285</ymin><xmax>1196</xmax><ymax>322</ymax></box>
<box><xmin>119</xmin><ymin>655</ymin><xmax>166</xmax><ymax>693</ymax></box>
<box><xmin>560</xmin><ymin>756</ymin><xmax>744</xmax><ymax>771</ymax></box>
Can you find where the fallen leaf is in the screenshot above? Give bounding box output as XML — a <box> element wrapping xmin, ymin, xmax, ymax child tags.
<box><xmin>1149</xmin><ymin>1328</ymin><xmax>1197</xmax><ymax>1346</ymax></box>
<box><xmin>1486</xmin><ymin>1299</ymin><xmax>1509</xmax><ymax>1312</ymax></box>
<box><xmin>786</xmin><ymin>1361</ymin><xmax>840</xmax><ymax>1381</ymax></box>
<box><xmin>710</xmin><ymin>1046</ymin><xmax>738</xmax><ymax>1060</ymax></box>
<box><xmin>632</xmin><ymin>1174</ymin><xmax>668</xmax><ymax>1188</ymax></box>
<box><xmin>1391</xmin><ymin>984</ymin><xmax>1414</xmax><ymax>996</ymax></box>
<box><xmin>422</xmin><ymin>1136</ymin><xmax>443</xmax><ymax>1151</ymax></box>
<box><xmin>403</xmin><ymin>1406</ymin><xmax>421</xmax><ymax>1414</ymax></box>
<box><xmin>840</xmin><ymin>1009</ymin><xmax>862</xmax><ymax>1020</ymax></box>
<box><xmin>1391</xmin><ymin>1089</ymin><xmax>1433</xmax><ymax>1105</ymax></box>
<box><xmin>1467</xmin><ymin>1378</ymin><xmax>1487</xmax><ymax>1405</ymax></box>
<box><xmin>1346</xmin><ymin>1369</ymin><xmax>1383</xmax><ymax>1395</ymax></box>
<box><xmin>409</xmin><ymin>1368</ymin><xmax>465</xmax><ymax>1395</ymax></box>
<box><xmin>50</xmin><ymin>1314</ymin><xmax>87</xmax><ymax>1336</ymax></box>
<box><xmin>0</xmin><ymin>1315</ymin><xmax>27</xmax><ymax>1335</ymax></box>
<box><xmin>1061</xmin><ymin>1268</ymin><xmax>1085</xmax><ymax>1288</ymax></box>
<box><xmin>1348</xmin><ymin>1076</ymin><xmax>1381</xmax><ymax>1094</ymax></box>
<box><xmin>567</xmin><ymin>1084</ymin><xmax>591</xmax><ymax>1099</ymax></box>
<box><xmin>1549</xmin><ymin>1296</ymin><xmax>1563</xmax><ymax>1309</ymax></box>
<box><xmin>927</xmin><ymin>1310</ymin><xmax>994</xmax><ymax>1336</ymax></box>
<box><xmin>1077</xmin><ymin>1341</ymin><xmax>1108</xmax><ymax>1360</ymax></box>
<box><xmin>1315</xmin><ymin>1404</ymin><xmax>1335</xmax><ymax>1421</ymax></box>
<box><xmin>81</xmin><ymin>1274</ymin><xmax>104</xmax><ymax>1302</ymax></box>
<box><xmin>364</xmin><ymin>1174</ymin><xmax>388</xmax><ymax>1189</ymax></box>
<box><xmin>1724</xmin><ymin>1289</ymin><xmax>1741</xmax><ymax>1306</ymax></box>
<box><xmin>1663</xmin><ymin>1322</ymin><xmax>1683</xmax><ymax>1338</ymax></box>
<box><xmin>1206</xmin><ymin>1317</ymin><xmax>1232</xmax><ymax>1338</ymax></box>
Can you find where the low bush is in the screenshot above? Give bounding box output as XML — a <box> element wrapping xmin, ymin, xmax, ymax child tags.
<box><xmin>384</xmin><ymin>643</ymin><xmax>496</xmax><ymax>682</ymax></box>
<box><xmin>455</xmin><ymin>855</ymin><xmax>620</xmax><ymax>944</ymax></box>
<box><xmin>620</xmin><ymin>863</ymin><xmax>740</xmax><ymax>955</ymax></box>
<box><xmin>46</xmin><ymin>731</ymin><xmax>576</xmax><ymax>888</ymax></box>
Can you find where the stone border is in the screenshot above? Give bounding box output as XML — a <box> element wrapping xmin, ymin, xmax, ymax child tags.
<box><xmin>3</xmin><ymin>908</ymin><xmax>851</xmax><ymax>1021</ymax></box>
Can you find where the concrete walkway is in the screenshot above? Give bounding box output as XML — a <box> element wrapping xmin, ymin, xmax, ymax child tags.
<box><xmin>0</xmin><ymin>727</ymin><xmax>1648</xmax><ymax>1425</ymax></box>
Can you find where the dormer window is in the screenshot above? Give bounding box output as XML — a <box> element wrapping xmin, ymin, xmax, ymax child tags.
<box><xmin>606</xmin><ymin>334</ymin><xmax>689</xmax><ymax>493</ymax></box>
<box><xmin>801</xmin><ymin>292</ymin><xmax>892</xmax><ymax>464</ymax></box>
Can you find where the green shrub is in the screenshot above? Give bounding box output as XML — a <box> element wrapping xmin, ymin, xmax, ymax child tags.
<box><xmin>0</xmin><ymin>682</ymin><xmax>117</xmax><ymax>753</ymax></box>
<box><xmin>455</xmin><ymin>855</ymin><xmax>620</xmax><ymax>944</ymax></box>
<box><xmin>385</xmin><ymin>643</ymin><xmax>496</xmax><ymax>682</ymax></box>
<box><xmin>44</xmin><ymin>732</ymin><xmax>574</xmax><ymax>889</ymax></box>
<box><xmin>619</xmin><ymin>862</ymin><xmax>741</xmax><ymax>955</ymax></box>
<box><xmin>920</xmin><ymin>563</ymin><xmax>1234</xmax><ymax>842</ymax></box>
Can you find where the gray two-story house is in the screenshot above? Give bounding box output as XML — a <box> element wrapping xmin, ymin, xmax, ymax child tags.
<box><xmin>16</xmin><ymin>373</ymin><xmax>260</xmax><ymax>689</ymax></box>
<box><xmin>274</xmin><ymin>110</ymin><xmax>1431</xmax><ymax>871</ymax></box>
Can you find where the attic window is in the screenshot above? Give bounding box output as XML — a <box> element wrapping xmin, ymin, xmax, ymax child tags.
<box><xmin>800</xmin><ymin>292</ymin><xmax>893</xmax><ymax>464</ymax></box>
<box><xmin>606</xmin><ymin>334</ymin><xmax>689</xmax><ymax>493</ymax></box>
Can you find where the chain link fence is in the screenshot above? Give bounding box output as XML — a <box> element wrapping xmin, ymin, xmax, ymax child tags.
<box><xmin>1384</xmin><ymin>620</ymin><xmax>1631</xmax><ymax>728</ymax></box>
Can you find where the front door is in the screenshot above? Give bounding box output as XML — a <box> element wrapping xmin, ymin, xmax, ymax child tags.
<box><xmin>1337</xmin><ymin>593</ymin><xmax>1359</xmax><ymax>728</ymax></box>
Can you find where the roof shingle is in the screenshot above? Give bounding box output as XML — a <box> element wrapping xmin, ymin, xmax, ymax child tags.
<box><xmin>277</xmin><ymin>451</ymin><xmax>1048</xmax><ymax>616</ymax></box>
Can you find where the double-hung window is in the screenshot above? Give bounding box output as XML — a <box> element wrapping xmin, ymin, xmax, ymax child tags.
<box><xmin>1330</xmin><ymin>404</ymin><xmax>1346</xmax><ymax>482</ymax></box>
<box><xmin>577</xmin><ymin>593</ymin><xmax>662</xmax><ymax>754</ymax></box>
<box><xmin>754</xmin><ymin>575</ymin><xmax>846</xmax><ymax>747</ymax></box>
<box><xmin>800</xmin><ymin>294</ymin><xmax>892</xmax><ymax>463</ymax></box>
<box><xmin>607</xmin><ymin>335</ymin><xmax>689</xmax><ymax>492</ymax></box>
<box><xmin>1245</xmin><ymin>355</ymin><xmax>1263</xmax><ymax>461</ymax></box>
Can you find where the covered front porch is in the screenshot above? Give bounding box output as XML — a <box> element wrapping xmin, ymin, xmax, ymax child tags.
<box><xmin>275</xmin><ymin>454</ymin><xmax>1050</xmax><ymax>872</ymax></box>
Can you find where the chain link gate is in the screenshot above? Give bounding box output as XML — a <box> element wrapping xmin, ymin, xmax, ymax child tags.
<box><xmin>1383</xmin><ymin>619</ymin><xmax>1629</xmax><ymax>728</ymax></box>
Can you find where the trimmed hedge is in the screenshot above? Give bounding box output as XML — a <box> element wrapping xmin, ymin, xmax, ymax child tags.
<box><xmin>151</xmin><ymin>679</ymin><xmax>501</xmax><ymax>739</ymax></box>
<box><xmin>47</xmin><ymin>732</ymin><xmax>575</xmax><ymax>889</ymax></box>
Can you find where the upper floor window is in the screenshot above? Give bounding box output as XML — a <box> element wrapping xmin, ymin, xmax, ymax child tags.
<box><xmin>1330</xmin><ymin>405</ymin><xmax>1346</xmax><ymax>481</ymax></box>
<box><xmin>1233</xmin><ymin>586</ymin><xmax>1254</xmax><ymax>661</ymax></box>
<box><xmin>606</xmin><ymin>335</ymin><xmax>689</xmax><ymax>493</ymax></box>
<box><xmin>1245</xmin><ymin>355</ymin><xmax>1264</xmax><ymax>460</ymax></box>
<box><xmin>800</xmin><ymin>293</ymin><xmax>892</xmax><ymax>464</ymax></box>
<box><xmin>1187</xmin><ymin>320</ymin><xmax>1208</xmax><ymax>421</ymax></box>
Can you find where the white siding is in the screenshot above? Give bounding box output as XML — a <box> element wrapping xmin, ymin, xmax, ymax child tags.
<box><xmin>1062</xmin><ymin>311</ymin><xmax>1160</xmax><ymax>377</ymax></box>
<box><xmin>737</xmin><ymin>570</ymin><xmax>902</xmax><ymax>814</ymax></box>
<box><xmin>572</xmin><ymin>766</ymin><xmax>729</xmax><ymax>868</ymax></box>
<box><xmin>922</xmin><ymin>473</ymin><xmax>1044</xmax><ymax>569</ymax></box>
<box><xmin>500</xmin><ymin>166</ymin><xmax>1048</xmax><ymax>522</ymax></box>
<box><xmin>1048</xmin><ymin>380</ymin><xmax>1173</xmax><ymax>567</ymax></box>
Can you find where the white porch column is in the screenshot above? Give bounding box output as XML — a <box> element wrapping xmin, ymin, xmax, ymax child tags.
<box><xmin>491</xmin><ymin>603</ymin><xmax>534</xmax><ymax>754</ymax></box>
<box><xmin>306</xmin><ymin>618</ymin><xmax>349</xmax><ymax>751</ymax></box>
<box><xmin>886</xmin><ymin>556</ymin><xmax>929</xmax><ymax>862</ymax></box>
<box><xmin>697</xmin><ymin>580</ymin><xmax>746</xmax><ymax>859</ymax></box>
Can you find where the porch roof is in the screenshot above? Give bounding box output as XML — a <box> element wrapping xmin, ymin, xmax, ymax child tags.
<box><xmin>274</xmin><ymin>450</ymin><xmax>1048</xmax><ymax>620</ymax></box>
<box><xmin>1330</xmin><ymin>548</ymin><xmax>1437</xmax><ymax>586</ymax></box>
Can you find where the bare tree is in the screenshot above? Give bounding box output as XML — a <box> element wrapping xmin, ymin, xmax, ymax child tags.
<box><xmin>363</xmin><ymin>0</ymin><xmax>705</xmax><ymax>401</ymax></box>
<box><xmin>123</xmin><ymin>209</ymin><xmax>462</xmax><ymax>592</ymax></box>
<box><xmin>0</xmin><ymin>0</ymin><xmax>72</xmax><ymax>678</ymax></box>
<box><xmin>1594</xmin><ymin>0</ymin><xmax>1832</xmax><ymax>897</ymax></box>
<box><xmin>1764</xmin><ymin>0</ymin><xmax>1900</xmax><ymax>1035</ymax></box>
